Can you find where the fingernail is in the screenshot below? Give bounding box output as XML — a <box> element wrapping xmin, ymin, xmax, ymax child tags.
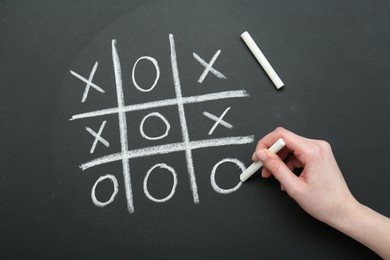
<box><xmin>255</xmin><ymin>149</ymin><xmax>267</xmax><ymax>161</ymax></box>
<box><xmin>252</xmin><ymin>151</ymin><xmax>256</xmax><ymax>161</ymax></box>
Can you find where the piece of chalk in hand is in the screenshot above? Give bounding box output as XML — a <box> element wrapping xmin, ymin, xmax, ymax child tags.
<box><xmin>241</xmin><ymin>31</ymin><xmax>284</xmax><ymax>89</ymax></box>
<box><xmin>240</xmin><ymin>138</ymin><xmax>286</xmax><ymax>182</ymax></box>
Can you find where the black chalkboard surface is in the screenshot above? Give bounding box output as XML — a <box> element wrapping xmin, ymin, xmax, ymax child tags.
<box><xmin>2</xmin><ymin>0</ymin><xmax>390</xmax><ymax>258</ymax></box>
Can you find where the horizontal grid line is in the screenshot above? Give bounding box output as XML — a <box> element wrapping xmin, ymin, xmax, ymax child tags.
<box><xmin>80</xmin><ymin>135</ymin><xmax>255</xmax><ymax>171</ymax></box>
<box><xmin>70</xmin><ymin>90</ymin><xmax>249</xmax><ymax>121</ymax></box>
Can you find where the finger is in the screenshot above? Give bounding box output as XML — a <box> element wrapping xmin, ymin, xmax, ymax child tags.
<box><xmin>255</xmin><ymin>127</ymin><xmax>292</xmax><ymax>150</ymax></box>
<box><xmin>252</xmin><ymin>151</ymin><xmax>257</xmax><ymax>161</ymax></box>
<box><xmin>261</xmin><ymin>167</ymin><xmax>272</xmax><ymax>178</ymax></box>
<box><xmin>255</xmin><ymin>149</ymin><xmax>302</xmax><ymax>196</ymax></box>
<box><xmin>285</xmin><ymin>156</ymin><xmax>303</xmax><ymax>172</ymax></box>
<box><xmin>259</xmin><ymin>148</ymin><xmax>289</xmax><ymax>178</ymax></box>
<box><xmin>256</xmin><ymin>127</ymin><xmax>313</xmax><ymax>164</ymax></box>
<box><xmin>254</xmin><ymin>147</ymin><xmax>289</xmax><ymax>162</ymax></box>
<box><xmin>262</xmin><ymin>153</ymin><xmax>301</xmax><ymax>179</ymax></box>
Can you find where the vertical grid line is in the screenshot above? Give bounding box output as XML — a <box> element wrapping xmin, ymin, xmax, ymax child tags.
<box><xmin>112</xmin><ymin>39</ymin><xmax>134</xmax><ymax>213</ymax></box>
<box><xmin>169</xmin><ymin>34</ymin><xmax>199</xmax><ymax>203</ymax></box>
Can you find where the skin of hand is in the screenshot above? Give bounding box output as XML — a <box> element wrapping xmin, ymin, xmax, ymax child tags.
<box><xmin>252</xmin><ymin>127</ymin><xmax>356</xmax><ymax>224</ymax></box>
<box><xmin>253</xmin><ymin>127</ymin><xmax>390</xmax><ymax>259</ymax></box>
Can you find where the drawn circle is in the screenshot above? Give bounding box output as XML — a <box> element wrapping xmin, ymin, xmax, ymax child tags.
<box><xmin>132</xmin><ymin>56</ymin><xmax>160</xmax><ymax>92</ymax></box>
<box><xmin>143</xmin><ymin>163</ymin><xmax>177</xmax><ymax>203</ymax></box>
<box><xmin>140</xmin><ymin>112</ymin><xmax>171</xmax><ymax>140</ymax></box>
<box><xmin>91</xmin><ymin>174</ymin><xmax>119</xmax><ymax>207</ymax></box>
<box><xmin>210</xmin><ymin>158</ymin><xmax>245</xmax><ymax>194</ymax></box>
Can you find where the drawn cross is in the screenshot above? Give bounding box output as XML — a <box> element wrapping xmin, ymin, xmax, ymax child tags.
<box><xmin>203</xmin><ymin>107</ymin><xmax>233</xmax><ymax>135</ymax></box>
<box><xmin>193</xmin><ymin>50</ymin><xmax>227</xmax><ymax>83</ymax></box>
<box><xmin>85</xmin><ymin>120</ymin><xmax>109</xmax><ymax>154</ymax></box>
<box><xmin>70</xmin><ymin>61</ymin><xmax>105</xmax><ymax>102</ymax></box>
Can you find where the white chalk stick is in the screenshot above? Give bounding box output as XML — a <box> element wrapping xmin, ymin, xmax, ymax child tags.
<box><xmin>241</xmin><ymin>31</ymin><xmax>284</xmax><ymax>89</ymax></box>
<box><xmin>240</xmin><ymin>138</ymin><xmax>286</xmax><ymax>182</ymax></box>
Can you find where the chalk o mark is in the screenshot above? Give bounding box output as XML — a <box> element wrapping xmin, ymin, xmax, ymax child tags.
<box><xmin>139</xmin><ymin>112</ymin><xmax>171</xmax><ymax>140</ymax></box>
<box><xmin>91</xmin><ymin>174</ymin><xmax>119</xmax><ymax>207</ymax></box>
<box><xmin>211</xmin><ymin>158</ymin><xmax>245</xmax><ymax>194</ymax></box>
<box><xmin>143</xmin><ymin>163</ymin><xmax>177</xmax><ymax>203</ymax></box>
<box><xmin>132</xmin><ymin>56</ymin><xmax>160</xmax><ymax>92</ymax></box>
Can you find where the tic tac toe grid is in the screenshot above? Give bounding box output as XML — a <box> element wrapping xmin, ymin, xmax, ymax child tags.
<box><xmin>70</xmin><ymin>34</ymin><xmax>254</xmax><ymax>213</ymax></box>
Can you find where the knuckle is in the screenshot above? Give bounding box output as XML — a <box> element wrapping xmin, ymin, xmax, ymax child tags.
<box><xmin>287</xmin><ymin>185</ymin><xmax>298</xmax><ymax>197</ymax></box>
<box><xmin>274</xmin><ymin>127</ymin><xmax>285</xmax><ymax>135</ymax></box>
<box><xmin>287</xmin><ymin>185</ymin><xmax>303</xmax><ymax>198</ymax></box>
<box><xmin>255</xmin><ymin>141</ymin><xmax>264</xmax><ymax>151</ymax></box>
<box><xmin>308</xmin><ymin>143</ymin><xmax>322</xmax><ymax>156</ymax></box>
<box><xmin>319</xmin><ymin>140</ymin><xmax>332</xmax><ymax>152</ymax></box>
<box><xmin>309</xmin><ymin>140</ymin><xmax>332</xmax><ymax>158</ymax></box>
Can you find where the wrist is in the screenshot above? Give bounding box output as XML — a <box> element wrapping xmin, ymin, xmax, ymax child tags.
<box><xmin>324</xmin><ymin>196</ymin><xmax>390</xmax><ymax>259</ymax></box>
<box><xmin>325</xmin><ymin>195</ymin><xmax>362</xmax><ymax>233</ymax></box>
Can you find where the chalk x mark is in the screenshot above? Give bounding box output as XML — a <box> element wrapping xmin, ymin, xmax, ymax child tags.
<box><xmin>203</xmin><ymin>107</ymin><xmax>232</xmax><ymax>135</ymax></box>
<box><xmin>85</xmin><ymin>120</ymin><xmax>109</xmax><ymax>153</ymax></box>
<box><xmin>70</xmin><ymin>62</ymin><xmax>105</xmax><ymax>102</ymax></box>
<box><xmin>193</xmin><ymin>50</ymin><xmax>226</xmax><ymax>83</ymax></box>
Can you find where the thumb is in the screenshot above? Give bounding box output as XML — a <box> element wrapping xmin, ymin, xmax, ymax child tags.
<box><xmin>256</xmin><ymin>149</ymin><xmax>301</xmax><ymax>195</ymax></box>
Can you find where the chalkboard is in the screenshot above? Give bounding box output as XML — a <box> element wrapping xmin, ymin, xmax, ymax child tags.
<box><xmin>2</xmin><ymin>0</ymin><xmax>390</xmax><ymax>258</ymax></box>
